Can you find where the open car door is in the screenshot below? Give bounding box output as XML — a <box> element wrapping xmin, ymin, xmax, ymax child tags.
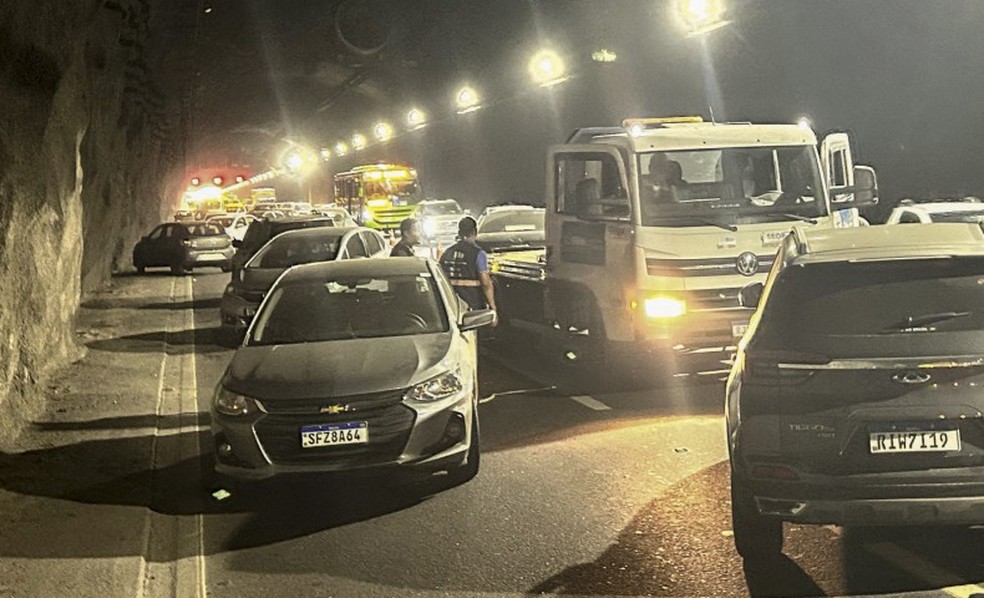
<box><xmin>820</xmin><ymin>132</ymin><xmax>861</xmax><ymax>227</ymax></box>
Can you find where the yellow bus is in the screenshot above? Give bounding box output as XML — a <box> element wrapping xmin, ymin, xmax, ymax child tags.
<box><xmin>333</xmin><ymin>163</ymin><xmax>421</xmax><ymax>231</ymax></box>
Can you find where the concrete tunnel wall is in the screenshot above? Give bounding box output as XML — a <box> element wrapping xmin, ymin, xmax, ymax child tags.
<box><xmin>0</xmin><ymin>0</ymin><xmax>190</xmax><ymax>445</ymax></box>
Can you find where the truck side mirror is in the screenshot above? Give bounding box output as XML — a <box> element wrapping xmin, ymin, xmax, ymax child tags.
<box><xmin>738</xmin><ymin>282</ymin><xmax>764</xmax><ymax>309</ymax></box>
<box><xmin>851</xmin><ymin>165</ymin><xmax>878</xmax><ymax>207</ymax></box>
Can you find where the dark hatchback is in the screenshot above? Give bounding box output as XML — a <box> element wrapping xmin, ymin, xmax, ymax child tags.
<box><xmin>727</xmin><ymin>223</ymin><xmax>984</xmax><ymax>559</ymax></box>
<box><xmin>133</xmin><ymin>221</ymin><xmax>233</xmax><ymax>274</ymax></box>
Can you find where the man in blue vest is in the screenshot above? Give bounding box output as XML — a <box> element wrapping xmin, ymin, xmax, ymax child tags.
<box><xmin>439</xmin><ymin>216</ymin><xmax>497</xmax><ymax>319</ymax></box>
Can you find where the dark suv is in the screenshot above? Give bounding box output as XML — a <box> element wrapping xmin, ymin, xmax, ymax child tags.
<box><xmin>727</xmin><ymin>223</ymin><xmax>984</xmax><ymax>559</ymax></box>
<box><xmin>230</xmin><ymin>216</ymin><xmax>336</xmax><ymax>279</ymax></box>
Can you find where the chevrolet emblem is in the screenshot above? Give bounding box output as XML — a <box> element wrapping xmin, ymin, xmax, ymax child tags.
<box><xmin>320</xmin><ymin>404</ymin><xmax>350</xmax><ymax>414</ymax></box>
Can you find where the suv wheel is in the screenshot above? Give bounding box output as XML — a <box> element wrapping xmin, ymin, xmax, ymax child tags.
<box><xmin>731</xmin><ymin>482</ymin><xmax>783</xmax><ymax>559</ymax></box>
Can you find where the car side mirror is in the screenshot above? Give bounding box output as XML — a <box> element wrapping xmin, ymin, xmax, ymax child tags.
<box><xmin>232</xmin><ymin>239</ymin><xmax>242</xmax><ymax>248</ymax></box>
<box><xmin>851</xmin><ymin>165</ymin><xmax>878</xmax><ymax>207</ymax></box>
<box><xmin>460</xmin><ymin>308</ymin><xmax>496</xmax><ymax>332</ymax></box>
<box><xmin>738</xmin><ymin>282</ymin><xmax>764</xmax><ymax>309</ymax></box>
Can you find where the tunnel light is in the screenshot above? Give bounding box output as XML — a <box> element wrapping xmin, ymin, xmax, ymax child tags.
<box><xmin>591</xmin><ymin>48</ymin><xmax>618</xmax><ymax>63</ymax></box>
<box><xmin>529</xmin><ymin>49</ymin><xmax>568</xmax><ymax>87</ymax></box>
<box><xmin>319</xmin><ymin>147</ymin><xmax>331</xmax><ymax>161</ymax></box>
<box><xmin>190</xmin><ymin>177</ymin><xmax>201</xmax><ymax>186</ymax></box>
<box><xmin>351</xmin><ymin>133</ymin><xmax>367</xmax><ymax>150</ymax></box>
<box><xmin>407</xmin><ymin>107</ymin><xmax>427</xmax><ymax>130</ymax></box>
<box><xmin>212</xmin><ymin>176</ymin><xmax>224</xmax><ymax>186</ymax></box>
<box><xmin>284</xmin><ymin>151</ymin><xmax>305</xmax><ymax>175</ymax></box>
<box><xmin>235</xmin><ymin>175</ymin><xmax>245</xmax><ymax>183</ymax></box>
<box><xmin>334</xmin><ymin>142</ymin><xmax>349</xmax><ymax>157</ymax></box>
<box><xmin>674</xmin><ymin>0</ymin><xmax>730</xmax><ymax>36</ymax></box>
<box><xmin>455</xmin><ymin>86</ymin><xmax>481</xmax><ymax>114</ymax></box>
<box><xmin>373</xmin><ymin>122</ymin><xmax>394</xmax><ymax>142</ymax></box>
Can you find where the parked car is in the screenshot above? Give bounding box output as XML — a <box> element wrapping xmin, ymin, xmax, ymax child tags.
<box><xmin>133</xmin><ymin>221</ymin><xmax>233</xmax><ymax>274</ymax></box>
<box><xmin>207</xmin><ymin>212</ymin><xmax>257</xmax><ymax>243</ymax></box>
<box><xmin>230</xmin><ymin>216</ymin><xmax>336</xmax><ymax>280</ymax></box>
<box><xmin>173</xmin><ymin>209</ymin><xmax>195</xmax><ymax>222</ymax></box>
<box><xmin>727</xmin><ymin>223</ymin><xmax>984</xmax><ymax>560</ymax></box>
<box><xmin>885</xmin><ymin>198</ymin><xmax>984</xmax><ymax>224</ymax></box>
<box><xmin>211</xmin><ymin>258</ymin><xmax>495</xmax><ymax>487</ymax></box>
<box><xmin>477</xmin><ymin>203</ymin><xmax>537</xmax><ymax>226</ymax></box>
<box><xmin>476</xmin><ymin>207</ymin><xmax>545</xmax><ymax>253</ymax></box>
<box><xmin>220</xmin><ymin>226</ymin><xmax>389</xmax><ymax>337</ymax></box>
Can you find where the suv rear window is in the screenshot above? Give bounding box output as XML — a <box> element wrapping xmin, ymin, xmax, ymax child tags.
<box><xmin>757</xmin><ymin>258</ymin><xmax>984</xmax><ymax>355</ymax></box>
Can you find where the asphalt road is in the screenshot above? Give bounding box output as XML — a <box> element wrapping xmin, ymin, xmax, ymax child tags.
<box><xmin>2</xmin><ymin>269</ymin><xmax>981</xmax><ymax>597</ymax></box>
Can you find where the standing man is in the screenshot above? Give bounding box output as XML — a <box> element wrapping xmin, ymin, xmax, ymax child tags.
<box><xmin>390</xmin><ymin>217</ymin><xmax>421</xmax><ymax>257</ymax></box>
<box><xmin>439</xmin><ymin>216</ymin><xmax>497</xmax><ymax>318</ymax></box>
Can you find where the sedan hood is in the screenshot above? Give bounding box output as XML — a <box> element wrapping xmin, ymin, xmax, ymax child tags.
<box><xmin>223</xmin><ymin>333</ymin><xmax>454</xmax><ymax>401</ymax></box>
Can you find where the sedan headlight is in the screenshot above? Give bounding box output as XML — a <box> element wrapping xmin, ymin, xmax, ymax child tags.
<box><xmin>644</xmin><ymin>296</ymin><xmax>687</xmax><ymax>319</ymax></box>
<box><xmin>422</xmin><ymin>218</ymin><xmax>437</xmax><ymax>237</ymax></box>
<box><xmin>405</xmin><ymin>370</ymin><xmax>464</xmax><ymax>402</ymax></box>
<box><xmin>213</xmin><ymin>386</ymin><xmax>256</xmax><ymax>416</ymax></box>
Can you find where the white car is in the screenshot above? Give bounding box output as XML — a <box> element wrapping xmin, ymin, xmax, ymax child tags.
<box><xmin>207</xmin><ymin>213</ymin><xmax>257</xmax><ymax>242</ymax></box>
<box><xmin>885</xmin><ymin>199</ymin><xmax>984</xmax><ymax>224</ymax></box>
<box><xmin>314</xmin><ymin>206</ymin><xmax>358</xmax><ymax>227</ymax></box>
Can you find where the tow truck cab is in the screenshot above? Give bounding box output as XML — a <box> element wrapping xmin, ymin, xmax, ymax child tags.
<box><xmin>496</xmin><ymin>117</ymin><xmax>878</xmax><ymax>364</ymax></box>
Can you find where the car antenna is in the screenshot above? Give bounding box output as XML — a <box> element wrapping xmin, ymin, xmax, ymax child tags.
<box><xmin>708</xmin><ymin>105</ymin><xmax>717</xmax><ymax>124</ymax></box>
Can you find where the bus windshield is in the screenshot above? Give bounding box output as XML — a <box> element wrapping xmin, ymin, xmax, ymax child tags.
<box><xmin>637</xmin><ymin>146</ymin><xmax>827</xmax><ymax>228</ymax></box>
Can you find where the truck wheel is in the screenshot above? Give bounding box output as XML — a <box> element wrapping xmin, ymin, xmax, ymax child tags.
<box><xmin>731</xmin><ymin>482</ymin><xmax>783</xmax><ymax>560</ymax></box>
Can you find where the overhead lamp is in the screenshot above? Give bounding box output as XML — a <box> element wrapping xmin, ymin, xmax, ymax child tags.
<box><xmin>351</xmin><ymin>133</ymin><xmax>367</xmax><ymax>150</ymax></box>
<box><xmin>591</xmin><ymin>48</ymin><xmax>618</xmax><ymax>63</ymax></box>
<box><xmin>674</xmin><ymin>0</ymin><xmax>730</xmax><ymax>36</ymax></box>
<box><xmin>319</xmin><ymin>147</ymin><xmax>331</xmax><ymax>161</ymax></box>
<box><xmin>190</xmin><ymin>177</ymin><xmax>201</xmax><ymax>186</ymax></box>
<box><xmin>373</xmin><ymin>122</ymin><xmax>393</xmax><ymax>142</ymax></box>
<box><xmin>407</xmin><ymin>107</ymin><xmax>427</xmax><ymax>130</ymax></box>
<box><xmin>455</xmin><ymin>86</ymin><xmax>481</xmax><ymax>114</ymax></box>
<box><xmin>212</xmin><ymin>176</ymin><xmax>224</xmax><ymax>186</ymax></box>
<box><xmin>529</xmin><ymin>49</ymin><xmax>568</xmax><ymax>87</ymax></box>
<box><xmin>235</xmin><ymin>175</ymin><xmax>245</xmax><ymax>183</ymax></box>
<box><xmin>284</xmin><ymin>151</ymin><xmax>304</xmax><ymax>174</ymax></box>
<box><xmin>334</xmin><ymin>142</ymin><xmax>349</xmax><ymax>157</ymax></box>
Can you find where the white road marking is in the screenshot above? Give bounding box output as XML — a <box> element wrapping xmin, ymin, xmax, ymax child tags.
<box><xmin>479</xmin><ymin>386</ymin><xmax>556</xmax><ymax>404</ymax></box>
<box><xmin>866</xmin><ymin>541</ymin><xmax>984</xmax><ymax>597</ymax></box>
<box><xmin>570</xmin><ymin>395</ymin><xmax>612</xmax><ymax>411</ymax></box>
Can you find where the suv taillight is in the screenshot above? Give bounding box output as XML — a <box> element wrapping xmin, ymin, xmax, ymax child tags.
<box><xmin>744</xmin><ymin>350</ymin><xmax>829</xmax><ymax>385</ymax></box>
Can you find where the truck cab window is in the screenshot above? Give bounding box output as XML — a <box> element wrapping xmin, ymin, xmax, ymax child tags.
<box><xmin>556</xmin><ymin>153</ymin><xmax>629</xmax><ymax>221</ymax></box>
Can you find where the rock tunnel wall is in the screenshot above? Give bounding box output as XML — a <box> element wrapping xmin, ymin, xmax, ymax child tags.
<box><xmin>0</xmin><ymin>0</ymin><xmax>189</xmax><ymax>445</ymax></box>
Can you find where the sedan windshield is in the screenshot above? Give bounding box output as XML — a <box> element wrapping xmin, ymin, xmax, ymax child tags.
<box><xmin>929</xmin><ymin>210</ymin><xmax>984</xmax><ymax>223</ymax></box>
<box><xmin>638</xmin><ymin>146</ymin><xmax>827</xmax><ymax>228</ymax></box>
<box><xmin>421</xmin><ymin>201</ymin><xmax>462</xmax><ymax>216</ymax></box>
<box><xmin>478</xmin><ymin>210</ymin><xmax>545</xmax><ymax>234</ymax></box>
<box><xmin>248</xmin><ymin>234</ymin><xmax>343</xmax><ymax>269</ymax></box>
<box><xmin>248</xmin><ymin>274</ymin><xmax>449</xmax><ymax>344</ymax></box>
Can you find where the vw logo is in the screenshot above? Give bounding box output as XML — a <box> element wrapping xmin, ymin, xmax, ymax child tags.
<box><xmin>736</xmin><ymin>252</ymin><xmax>759</xmax><ymax>277</ymax></box>
<box><xmin>891</xmin><ymin>372</ymin><xmax>932</xmax><ymax>385</ymax></box>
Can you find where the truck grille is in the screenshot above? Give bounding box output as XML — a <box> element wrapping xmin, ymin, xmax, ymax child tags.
<box><xmin>646</xmin><ymin>256</ymin><xmax>771</xmax><ymax>277</ymax></box>
<box><xmin>371</xmin><ymin>207</ymin><xmax>417</xmax><ymax>229</ymax></box>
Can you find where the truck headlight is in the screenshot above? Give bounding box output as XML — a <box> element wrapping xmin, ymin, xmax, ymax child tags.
<box><xmin>213</xmin><ymin>387</ymin><xmax>256</xmax><ymax>416</ymax></box>
<box><xmin>405</xmin><ymin>370</ymin><xmax>464</xmax><ymax>402</ymax></box>
<box><xmin>361</xmin><ymin>208</ymin><xmax>372</xmax><ymax>222</ymax></box>
<box><xmin>644</xmin><ymin>296</ymin><xmax>686</xmax><ymax>319</ymax></box>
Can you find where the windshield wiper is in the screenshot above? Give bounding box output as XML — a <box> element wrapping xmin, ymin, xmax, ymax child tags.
<box><xmin>881</xmin><ymin>311</ymin><xmax>971</xmax><ymax>333</ymax></box>
<box><xmin>655</xmin><ymin>216</ymin><xmax>737</xmax><ymax>232</ymax></box>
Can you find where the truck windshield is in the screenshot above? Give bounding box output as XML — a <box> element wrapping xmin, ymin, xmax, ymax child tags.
<box><xmin>637</xmin><ymin>146</ymin><xmax>827</xmax><ymax>228</ymax></box>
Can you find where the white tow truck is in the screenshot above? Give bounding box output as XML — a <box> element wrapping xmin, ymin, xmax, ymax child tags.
<box><xmin>491</xmin><ymin>116</ymin><xmax>878</xmax><ymax>379</ymax></box>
